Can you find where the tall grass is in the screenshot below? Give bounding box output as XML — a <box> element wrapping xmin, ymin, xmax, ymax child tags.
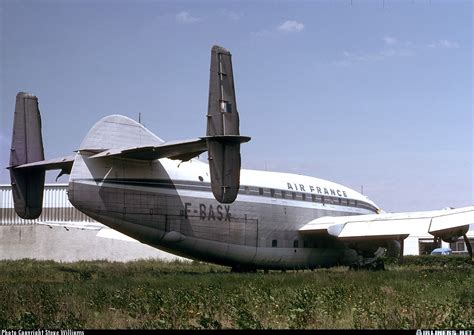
<box><xmin>0</xmin><ymin>256</ymin><xmax>472</xmax><ymax>329</ymax></box>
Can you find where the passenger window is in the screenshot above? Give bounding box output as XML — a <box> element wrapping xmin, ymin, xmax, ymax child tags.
<box><xmin>293</xmin><ymin>240</ymin><xmax>299</xmax><ymax>248</ymax></box>
<box><xmin>259</xmin><ymin>188</ymin><xmax>264</xmax><ymax>196</ymax></box>
<box><xmin>270</xmin><ymin>189</ymin><xmax>275</xmax><ymax>197</ymax></box>
<box><xmin>281</xmin><ymin>191</ymin><xmax>286</xmax><ymax>199</ymax></box>
<box><xmin>311</xmin><ymin>194</ymin><xmax>316</xmax><ymax>202</ymax></box>
<box><xmin>292</xmin><ymin>192</ymin><xmax>296</xmax><ymax>200</ymax></box>
<box><xmin>302</xmin><ymin>193</ymin><xmax>306</xmax><ymax>201</ymax></box>
<box><xmin>272</xmin><ymin>240</ymin><xmax>278</xmax><ymax>248</ymax></box>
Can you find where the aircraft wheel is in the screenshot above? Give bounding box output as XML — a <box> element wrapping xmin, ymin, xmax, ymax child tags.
<box><xmin>371</xmin><ymin>259</ymin><xmax>385</xmax><ymax>271</ymax></box>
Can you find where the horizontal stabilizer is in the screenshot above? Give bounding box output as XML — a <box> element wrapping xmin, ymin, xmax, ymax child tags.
<box><xmin>88</xmin><ymin>138</ymin><xmax>207</xmax><ymax>161</ymax></box>
<box><xmin>299</xmin><ymin>206</ymin><xmax>473</xmax><ymax>242</ymax></box>
<box><xmin>11</xmin><ymin>155</ymin><xmax>75</xmax><ymax>171</ymax></box>
<box><xmin>87</xmin><ymin>136</ymin><xmax>250</xmax><ymax>162</ymax></box>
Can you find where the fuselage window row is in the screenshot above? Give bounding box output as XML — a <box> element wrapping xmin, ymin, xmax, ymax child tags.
<box><xmin>238</xmin><ymin>186</ymin><xmax>377</xmax><ymax>212</ymax></box>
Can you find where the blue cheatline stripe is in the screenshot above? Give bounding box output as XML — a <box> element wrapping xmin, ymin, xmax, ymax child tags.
<box><xmin>76</xmin><ymin>178</ymin><xmax>378</xmax><ymax>213</ymax></box>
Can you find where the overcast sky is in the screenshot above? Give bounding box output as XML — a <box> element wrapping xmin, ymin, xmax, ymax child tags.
<box><xmin>0</xmin><ymin>0</ymin><xmax>472</xmax><ymax>213</ymax></box>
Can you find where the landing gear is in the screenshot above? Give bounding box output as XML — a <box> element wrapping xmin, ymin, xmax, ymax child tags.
<box><xmin>349</xmin><ymin>259</ymin><xmax>385</xmax><ymax>271</ymax></box>
<box><xmin>373</xmin><ymin>259</ymin><xmax>385</xmax><ymax>271</ymax></box>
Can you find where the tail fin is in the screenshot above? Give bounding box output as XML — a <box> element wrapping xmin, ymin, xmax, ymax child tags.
<box><xmin>206</xmin><ymin>45</ymin><xmax>249</xmax><ymax>203</ymax></box>
<box><xmin>9</xmin><ymin>92</ymin><xmax>45</xmax><ymax>219</ymax></box>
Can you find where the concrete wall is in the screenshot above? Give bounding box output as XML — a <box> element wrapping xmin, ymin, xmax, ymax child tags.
<box><xmin>1</xmin><ymin>184</ymin><xmax>184</xmax><ymax>262</ymax></box>
<box><xmin>0</xmin><ymin>224</ymin><xmax>183</xmax><ymax>262</ymax></box>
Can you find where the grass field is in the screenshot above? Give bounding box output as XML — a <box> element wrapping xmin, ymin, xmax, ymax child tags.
<box><xmin>0</xmin><ymin>256</ymin><xmax>472</xmax><ymax>329</ymax></box>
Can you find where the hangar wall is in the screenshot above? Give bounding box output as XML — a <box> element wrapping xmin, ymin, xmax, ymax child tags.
<box><xmin>0</xmin><ymin>184</ymin><xmax>182</xmax><ymax>262</ymax></box>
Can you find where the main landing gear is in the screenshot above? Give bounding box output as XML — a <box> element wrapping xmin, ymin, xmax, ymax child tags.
<box><xmin>349</xmin><ymin>258</ymin><xmax>385</xmax><ymax>271</ymax></box>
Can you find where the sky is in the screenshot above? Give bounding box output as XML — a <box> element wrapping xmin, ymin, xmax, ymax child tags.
<box><xmin>0</xmin><ymin>0</ymin><xmax>472</xmax><ymax>213</ymax></box>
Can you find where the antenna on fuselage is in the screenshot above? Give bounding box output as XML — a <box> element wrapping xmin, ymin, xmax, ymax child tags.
<box><xmin>139</xmin><ymin>112</ymin><xmax>142</xmax><ymax>124</ymax></box>
<box><xmin>361</xmin><ymin>185</ymin><xmax>364</xmax><ymax>195</ymax></box>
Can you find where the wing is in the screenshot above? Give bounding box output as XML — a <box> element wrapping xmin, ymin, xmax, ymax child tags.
<box><xmin>299</xmin><ymin>206</ymin><xmax>473</xmax><ymax>243</ymax></box>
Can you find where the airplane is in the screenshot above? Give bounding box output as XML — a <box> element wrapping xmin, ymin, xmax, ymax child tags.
<box><xmin>7</xmin><ymin>45</ymin><xmax>473</xmax><ymax>272</ymax></box>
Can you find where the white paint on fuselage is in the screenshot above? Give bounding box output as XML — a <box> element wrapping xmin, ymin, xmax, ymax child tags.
<box><xmin>67</xmin><ymin>114</ymin><xmax>381</xmax><ymax>269</ymax></box>
<box><xmin>159</xmin><ymin>157</ymin><xmax>379</xmax><ymax>211</ymax></box>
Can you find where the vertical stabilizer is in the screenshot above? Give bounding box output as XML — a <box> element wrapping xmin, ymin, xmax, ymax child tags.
<box><xmin>9</xmin><ymin>92</ymin><xmax>45</xmax><ymax>219</ymax></box>
<box><xmin>206</xmin><ymin>45</ymin><xmax>245</xmax><ymax>203</ymax></box>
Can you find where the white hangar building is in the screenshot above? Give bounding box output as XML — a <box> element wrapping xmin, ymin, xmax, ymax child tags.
<box><xmin>0</xmin><ymin>184</ymin><xmax>472</xmax><ymax>262</ymax></box>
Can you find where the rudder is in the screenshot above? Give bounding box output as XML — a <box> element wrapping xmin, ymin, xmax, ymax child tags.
<box><xmin>207</xmin><ymin>45</ymin><xmax>248</xmax><ymax>203</ymax></box>
<box><xmin>9</xmin><ymin>92</ymin><xmax>45</xmax><ymax>219</ymax></box>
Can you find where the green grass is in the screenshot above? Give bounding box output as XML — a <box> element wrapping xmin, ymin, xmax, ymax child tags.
<box><xmin>0</xmin><ymin>256</ymin><xmax>472</xmax><ymax>329</ymax></box>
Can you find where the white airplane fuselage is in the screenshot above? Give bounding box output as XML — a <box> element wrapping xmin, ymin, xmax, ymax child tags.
<box><xmin>66</xmin><ymin>115</ymin><xmax>381</xmax><ymax>270</ymax></box>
